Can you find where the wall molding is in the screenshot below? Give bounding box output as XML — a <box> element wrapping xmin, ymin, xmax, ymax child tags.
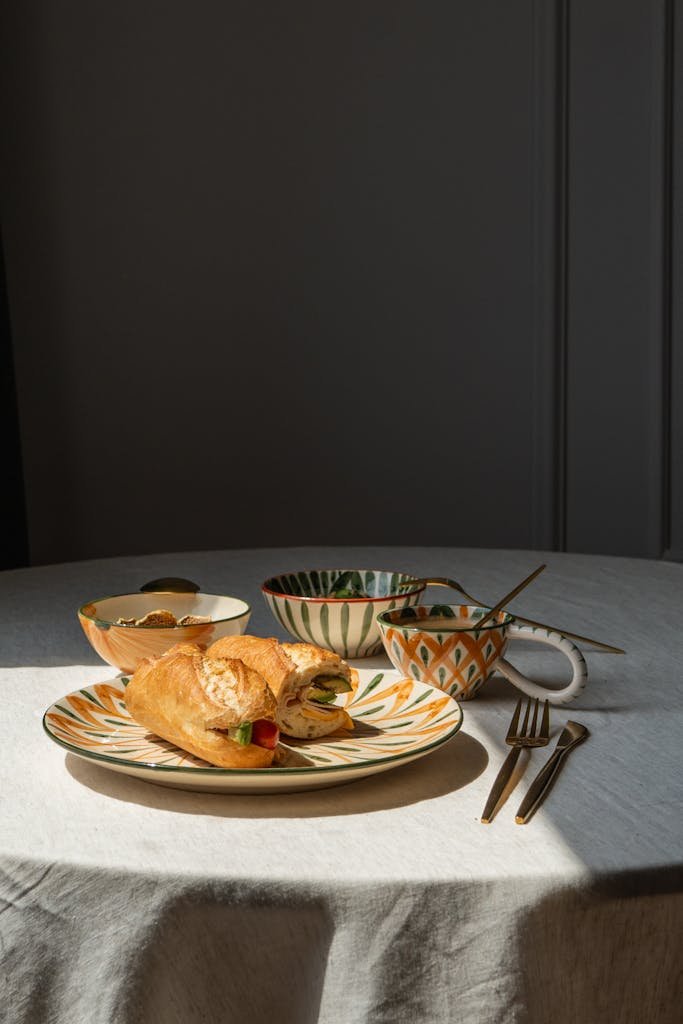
<box><xmin>667</xmin><ymin>0</ymin><xmax>683</xmax><ymax>561</ymax></box>
<box><xmin>555</xmin><ymin>0</ymin><xmax>570</xmax><ymax>553</ymax></box>
<box><xmin>0</xmin><ymin>232</ymin><xmax>29</xmax><ymax>569</ymax></box>
<box><xmin>660</xmin><ymin>0</ymin><xmax>674</xmax><ymax>557</ymax></box>
<box><xmin>530</xmin><ymin>0</ymin><xmax>569</xmax><ymax>551</ymax></box>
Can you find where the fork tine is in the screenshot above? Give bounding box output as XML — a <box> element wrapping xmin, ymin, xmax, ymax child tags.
<box><xmin>482</xmin><ymin>695</ymin><xmax>550</xmax><ymax>823</ymax></box>
<box><xmin>506</xmin><ymin>698</ymin><xmax>522</xmax><ymax>741</ymax></box>
<box><xmin>529</xmin><ymin>698</ymin><xmax>539</xmax><ymax>736</ymax></box>
<box><xmin>540</xmin><ymin>699</ymin><xmax>550</xmax><ymax>740</ymax></box>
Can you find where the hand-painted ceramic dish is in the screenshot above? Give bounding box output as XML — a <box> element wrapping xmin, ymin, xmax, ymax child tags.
<box><xmin>42</xmin><ymin>668</ymin><xmax>462</xmax><ymax>794</ymax></box>
<box><xmin>261</xmin><ymin>569</ymin><xmax>425</xmax><ymax>658</ymax></box>
<box><xmin>377</xmin><ymin>603</ymin><xmax>509</xmax><ymax>700</ymax></box>
<box><xmin>79</xmin><ymin>591</ymin><xmax>251</xmax><ymax>675</ymax></box>
<box><xmin>377</xmin><ymin>603</ymin><xmax>588</xmax><ymax>704</ymax></box>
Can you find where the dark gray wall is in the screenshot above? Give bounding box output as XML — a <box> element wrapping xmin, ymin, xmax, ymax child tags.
<box><xmin>671</xmin><ymin>0</ymin><xmax>683</xmax><ymax>561</ymax></box>
<box><xmin>0</xmin><ymin>1</ymin><xmax>679</xmax><ymax>565</ymax></box>
<box><xmin>0</xmin><ymin>238</ymin><xmax>28</xmax><ymax>569</ymax></box>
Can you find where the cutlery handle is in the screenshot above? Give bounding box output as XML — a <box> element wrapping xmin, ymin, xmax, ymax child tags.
<box><xmin>397</xmin><ymin>580</ymin><xmax>624</xmax><ymax>653</ymax></box>
<box><xmin>481</xmin><ymin>746</ymin><xmax>522</xmax><ymax>823</ymax></box>
<box><xmin>510</xmin><ymin>616</ymin><xmax>624</xmax><ymax>654</ymax></box>
<box><xmin>476</xmin><ymin>564</ymin><xmax>546</xmax><ymax>628</ymax></box>
<box><xmin>515</xmin><ymin>748</ymin><xmax>568</xmax><ymax>823</ymax></box>
<box><xmin>139</xmin><ymin>578</ymin><xmax>200</xmax><ymax>593</ymax></box>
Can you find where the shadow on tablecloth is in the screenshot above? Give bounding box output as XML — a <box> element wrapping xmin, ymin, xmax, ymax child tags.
<box><xmin>514</xmin><ymin>872</ymin><xmax>683</xmax><ymax>1024</ymax></box>
<box><xmin>127</xmin><ymin>894</ymin><xmax>334</xmax><ymax>1024</ymax></box>
<box><xmin>64</xmin><ymin>730</ymin><xmax>488</xmax><ymax>817</ymax></box>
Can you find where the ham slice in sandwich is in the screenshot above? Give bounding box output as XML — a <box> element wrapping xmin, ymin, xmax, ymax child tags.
<box><xmin>207</xmin><ymin>636</ymin><xmax>355</xmax><ymax>739</ymax></box>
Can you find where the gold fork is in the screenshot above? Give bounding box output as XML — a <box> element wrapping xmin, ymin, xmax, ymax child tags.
<box><xmin>481</xmin><ymin>698</ymin><xmax>550</xmax><ymax>823</ymax></box>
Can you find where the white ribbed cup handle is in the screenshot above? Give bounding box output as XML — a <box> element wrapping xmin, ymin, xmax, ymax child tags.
<box><xmin>495</xmin><ymin>623</ymin><xmax>588</xmax><ymax>705</ymax></box>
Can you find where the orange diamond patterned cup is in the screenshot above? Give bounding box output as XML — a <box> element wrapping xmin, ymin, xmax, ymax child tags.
<box><xmin>376</xmin><ymin>604</ymin><xmax>588</xmax><ymax>705</ymax></box>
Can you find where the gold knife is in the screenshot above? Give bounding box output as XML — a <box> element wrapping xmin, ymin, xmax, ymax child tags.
<box><xmin>515</xmin><ymin>721</ymin><xmax>589</xmax><ymax>824</ymax></box>
<box><xmin>481</xmin><ymin>747</ymin><xmax>523</xmax><ymax>823</ymax></box>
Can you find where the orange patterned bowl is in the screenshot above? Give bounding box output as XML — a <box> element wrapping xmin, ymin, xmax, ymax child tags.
<box><xmin>376</xmin><ymin>603</ymin><xmax>510</xmax><ymax>701</ymax></box>
<box><xmin>78</xmin><ymin>590</ymin><xmax>251</xmax><ymax>674</ymax></box>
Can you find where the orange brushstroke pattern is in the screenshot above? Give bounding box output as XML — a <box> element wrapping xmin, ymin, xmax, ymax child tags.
<box><xmin>385</xmin><ymin>623</ymin><xmax>507</xmax><ymax>699</ymax></box>
<box><xmin>45</xmin><ymin>672</ymin><xmax>460</xmax><ymax>770</ymax></box>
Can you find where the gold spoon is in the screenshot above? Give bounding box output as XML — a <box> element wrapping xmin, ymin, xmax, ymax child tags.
<box><xmin>399</xmin><ymin>575</ymin><xmax>624</xmax><ymax>654</ymax></box>
<box><xmin>476</xmin><ymin>564</ymin><xmax>546</xmax><ymax>627</ymax></box>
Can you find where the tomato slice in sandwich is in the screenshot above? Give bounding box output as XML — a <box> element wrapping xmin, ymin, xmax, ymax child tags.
<box><xmin>252</xmin><ymin>719</ymin><xmax>279</xmax><ymax>750</ymax></box>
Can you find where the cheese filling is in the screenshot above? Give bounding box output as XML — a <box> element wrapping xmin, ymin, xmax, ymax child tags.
<box><xmin>279</xmin><ymin>690</ymin><xmax>353</xmax><ymax>739</ymax></box>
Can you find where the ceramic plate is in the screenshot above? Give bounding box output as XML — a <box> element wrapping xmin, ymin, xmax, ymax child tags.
<box><xmin>42</xmin><ymin>669</ymin><xmax>463</xmax><ymax>793</ymax></box>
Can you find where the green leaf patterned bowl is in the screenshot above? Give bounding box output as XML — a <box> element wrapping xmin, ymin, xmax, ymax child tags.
<box><xmin>261</xmin><ymin>569</ymin><xmax>425</xmax><ymax>658</ymax></box>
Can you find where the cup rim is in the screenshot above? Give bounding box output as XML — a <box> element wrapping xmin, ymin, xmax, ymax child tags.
<box><xmin>261</xmin><ymin>568</ymin><xmax>426</xmax><ymax>604</ymax></box>
<box><xmin>78</xmin><ymin>591</ymin><xmax>251</xmax><ymax>629</ymax></box>
<box><xmin>377</xmin><ymin>603</ymin><xmax>513</xmax><ymax>633</ymax></box>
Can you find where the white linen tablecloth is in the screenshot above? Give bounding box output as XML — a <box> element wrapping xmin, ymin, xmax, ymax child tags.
<box><xmin>1</xmin><ymin>547</ymin><xmax>682</xmax><ymax>1024</ymax></box>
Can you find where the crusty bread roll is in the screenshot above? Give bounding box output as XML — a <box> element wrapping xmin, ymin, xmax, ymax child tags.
<box><xmin>125</xmin><ymin>643</ymin><xmax>278</xmax><ymax>768</ymax></box>
<box><xmin>207</xmin><ymin>635</ymin><xmax>354</xmax><ymax>739</ymax></box>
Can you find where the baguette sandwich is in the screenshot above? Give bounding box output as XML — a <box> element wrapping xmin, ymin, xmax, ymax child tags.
<box><xmin>124</xmin><ymin>643</ymin><xmax>279</xmax><ymax>767</ymax></box>
<box><xmin>207</xmin><ymin>635</ymin><xmax>354</xmax><ymax>739</ymax></box>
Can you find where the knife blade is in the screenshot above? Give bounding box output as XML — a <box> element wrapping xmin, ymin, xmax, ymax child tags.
<box><xmin>515</xmin><ymin>721</ymin><xmax>589</xmax><ymax>824</ymax></box>
<box><xmin>481</xmin><ymin>746</ymin><xmax>523</xmax><ymax>823</ymax></box>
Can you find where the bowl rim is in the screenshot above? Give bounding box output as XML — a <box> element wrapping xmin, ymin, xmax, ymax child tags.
<box><xmin>78</xmin><ymin>591</ymin><xmax>251</xmax><ymax>629</ymax></box>
<box><xmin>261</xmin><ymin>568</ymin><xmax>426</xmax><ymax>604</ymax></box>
<box><xmin>377</xmin><ymin>603</ymin><xmax>513</xmax><ymax>633</ymax></box>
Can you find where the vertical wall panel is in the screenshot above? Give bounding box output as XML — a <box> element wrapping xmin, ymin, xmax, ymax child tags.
<box><xmin>1</xmin><ymin>1</ymin><xmax>558</xmax><ymax>564</ymax></box>
<box><xmin>0</xmin><ymin>236</ymin><xmax>28</xmax><ymax>568</ymax></box>
<box><xmin>668</xmin><ymin>0</ymin><xmax>683</xmax><ymax>561</ymax></box>
<box><xmin>565</xmin><ymin>0</ymin><xmax>669</xmax><ymax>557</ymax></box>
<box><xmin>530</xmin><ymin>0</ymin><xmax>568</xmax><ymax>550</ymax></box>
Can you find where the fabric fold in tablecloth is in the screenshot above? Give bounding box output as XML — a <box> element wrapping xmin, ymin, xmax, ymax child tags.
<box><xmin>2</xmin><ymin>856</ymin><xmax>681</xmax><ymax>1024</ymax></box>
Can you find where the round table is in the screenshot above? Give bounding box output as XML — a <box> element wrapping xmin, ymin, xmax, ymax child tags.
<box><xmin>2</xmin><ymin>547</ymin><xmax>682</xmax><ymax>1024</ymax></box>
